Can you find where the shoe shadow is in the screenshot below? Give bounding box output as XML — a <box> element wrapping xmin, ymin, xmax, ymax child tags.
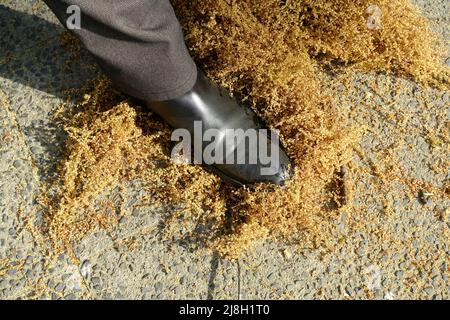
<box><xmin>0</xmin><ymin>5</ymin><xmax>101</xmax><ymax>182</ymax></box>
<box><xmin>0</xmin><ymin>5</ymin><xmax>100</xmax><ymax>99</ymax></box>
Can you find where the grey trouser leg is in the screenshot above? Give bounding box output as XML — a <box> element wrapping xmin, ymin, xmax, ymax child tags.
<box><xmin>44</xmin><ymin>0</ymin><xmax>197</xmax><ymax>101</ymax></box>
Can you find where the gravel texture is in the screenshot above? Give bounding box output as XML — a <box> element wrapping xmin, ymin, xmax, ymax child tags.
<box><xmin>0</xmin><ymin>0</ymin><xmax>448</xmax><ymax>300</ymax></box>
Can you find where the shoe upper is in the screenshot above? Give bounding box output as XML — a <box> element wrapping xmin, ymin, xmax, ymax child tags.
<box><xmin>147</xmin><ymin>68</ymin><xmax>292</xmax><ymax>186</ymax></box>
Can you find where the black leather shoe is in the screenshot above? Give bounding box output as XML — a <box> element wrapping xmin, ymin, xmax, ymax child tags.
<box><xmin>147</xmin><ymin>68</ymin><xmax>292</xmax><ymax>186</ymax></box>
